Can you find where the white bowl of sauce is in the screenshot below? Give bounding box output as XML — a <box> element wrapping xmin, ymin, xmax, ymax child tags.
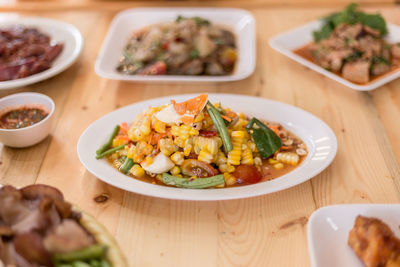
<box><xmin>0</xmin><ymin>92</ymin><xmax>55</xmax><ymax>147</ymax></box>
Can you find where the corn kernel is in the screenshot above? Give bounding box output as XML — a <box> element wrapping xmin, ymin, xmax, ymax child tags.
<box><xmin>194</xmin><ymin>112</ymin><xmax>204</xmax><ymax>123</ymax></box>
<box><xmin>142</xmin><ymin>156</ymin><xmax>153</xmax><ymax>166</ymax></box>
<box><xmin>130</xmin><ymin>164</ymin><xmax>145</xmax><ymax>177</ymax></box>
<box><xmin>170</xmin><ymin>152</ymin><xmax>184</xmax><ymax>165</ymax></box>
<box><xmin>156</xmin><ymin>174</ymin><xmax>163</xmax><ymax>181</ymax></box>
<box><xmin>160</xmin><ymin>138</ymin><xmax>175</xmax><ymax>156</ymax></box>
<box><xmin>219</xmin><ymin>164</ymin><xmax>235</xmax><ymax>173</ymax></box>
<box><xmin>274</xmin><ymin>163</ymin><xmax>284</xmax><ymax>169</ymax></box>
<box><xmin>183</xmin><ymin>144</ymin><xmax>192</xmax><ymax>157</ymax></box>
<box><xmin>170</xmin><ymin>166</ymin><xmax>181</xmax><ymax>175</ymax></box>
<box><xmin>269</xmin><ymin>158</ymin><xmax>278</xmax><ymax>164</ymax></box>
<box><xmin>224</xmin><ymin>173</ymin><xmax>236</xmax><ymax>186</ymax></box>
<box><xmin>112</xmin><ymin>138</ymin><xmax>125</xmax><ymax>147</ymax></box>
<box><xmin>254</xmin><ymin>157</ymin><xmax>262</xmax><ymax>166</ymax></box>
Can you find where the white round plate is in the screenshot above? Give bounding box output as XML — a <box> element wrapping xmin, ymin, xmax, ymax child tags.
<box><xmin>77</xmin><ymin>94</ymin><xmax>337</xmax><ymax>201</ymax></box>
<box><xmin>0</xmin><ymin>17</ymin><xmax>83</xmax><ymax>90</ymax></box>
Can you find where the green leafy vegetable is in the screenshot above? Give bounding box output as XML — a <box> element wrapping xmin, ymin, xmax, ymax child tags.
<box><xmin>190</xmin><ymin>49</ymin><xmax>199</xmax><ymax>59</ymax></box>
<box><xmin>313</xmin><ymin>3</ymin><xmax>387</xmax><ymax>42</ymax></box>
<box><xmin>192</xmin><ymin>16</ymin><xmax>210</xmax><ymax>26</ymax></box>
<box><xmin>246</xmin><ymin>118</ymin><xmax>282</xmax><ymax>159</ymax></box>
<box><xmin>175</xmin><ymin>15</ymin><xmax>210</xmax><ymax>26</ymax></box>
<box><xmin>206</xmin><ymin>101</ymin><xmax>233</xmax><ymax>152</ymax></box>
<box><xmin>162</xmin><ymin>173</ymin><xmax>225</xmax><ymax>189</ymax></box>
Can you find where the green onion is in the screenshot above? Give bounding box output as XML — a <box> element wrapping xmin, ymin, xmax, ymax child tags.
<box><xmin>96</xmin><ymin>125</ymin><xmax>120</xmax><ymax>155</ymax></box>
<box><xmin>162</xmin><ymin>173</ymin><xmax>225</xmax><ymax>189</ymax></box>
<box><xmin>246</xmin><ymin>118</ymin><xmax>282</xmax><ymax>159</ymax></box>
<box><xmin>206</xmin><ymin>101</ymin><xmax>233</xmax><ymax>152</ymax></box>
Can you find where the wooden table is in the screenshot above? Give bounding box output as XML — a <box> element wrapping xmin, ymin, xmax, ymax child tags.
<box><xmin>1</xmin><ymin>2</ymin><xmax>400</xmax><ymax>266</ymax></box>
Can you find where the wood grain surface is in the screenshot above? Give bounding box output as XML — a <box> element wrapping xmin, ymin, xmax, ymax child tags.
<box><xmin>1</xmin><ymin>3</ymin><xmax>400</xmax><ymax>267</ymax></box>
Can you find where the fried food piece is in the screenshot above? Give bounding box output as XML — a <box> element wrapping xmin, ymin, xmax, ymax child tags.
<box><xmin>348</xmin><ymin>215</ymin><xmax>400</xmax><ymax>267</ymax></box>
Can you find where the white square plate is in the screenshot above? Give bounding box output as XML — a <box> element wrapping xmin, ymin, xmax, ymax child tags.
<box><xmin>308</xmin><ymin>204</ymin><xmax>400</xmax><ymax>267</ymax></box>
<box><xmin>269</xmin><ymin>21</ymin><xmax>400</xmax><ymax>91</ymax></box>
<box><xmin>95</xmin><ymin>8</ymin><xmax>256</xmax><ymax>82</ymax></box>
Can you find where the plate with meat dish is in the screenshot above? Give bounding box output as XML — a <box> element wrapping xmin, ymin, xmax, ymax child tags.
<box><xmin>308</xmin><ymin>204</ymin><xmax>400</xmax><ymax>267</ymax></box>
<box><xmin>269</xmin><ymin>4</ymin><xmax>400</xmax><ymax>91</ymax></box>
<box><xmin>0</xmin><ymin>17</ymin><xmax>83</xmax><ymax>90</ymax></box>
<box><xmin>0</xmin><ymin>184</ymin><xmax>128</xmax><ymax>266</ymax></box>
<box><xmin>77</xmin><ymin>93</ymin><xmax>337</xmax><ymax>200</ymax></box>
<box><xmin>95</xmin><ymin>8</ymin><xmax>255</xmax><ymax>82</ymax></box>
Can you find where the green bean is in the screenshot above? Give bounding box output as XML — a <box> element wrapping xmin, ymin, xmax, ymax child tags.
<box><xmin>96</xmin><ymin>144</ymin><xmax>126</xmax><ymax>159</ymax></box>
<box><xmin>100</xmin><ymin>259</ymin><xmax>111</xmax><ymax>267</ymax></box>
<box><xmin>162</xmin><ymin>173</ymin><xmax>225</xmax><ymax>189</ymax></box>
<box><xmin>96</xmin><ymin>125</ymin><xmax>120</xmax><ymax>155</ymax></box>
<box><xmin>206</xmin><ymin>101</ymin><xmax>233</xmax><ymax>152</ymax></box>
<box><xmin>72</xmin><ymin>261</ymin><xmax>91</xmax><ymax>267</ymax></box>
<box><xmin>55</xmin><ymin>264</ymin><xmax>73</xmax><ymax>267</ymax></box>
<box><xmin>89</xmin><ymin>259</ymin><xmax>101</xmax><ymax>267</ymax></box>
<box><xmin>53</xmin><ymin>244</ymin><xmax>106</xmax><ymax>262</ymax></box>
<box><xmin>119</xmin><ymin>157</ymin><xmax>134</xmax><ymax>174</ymax></box>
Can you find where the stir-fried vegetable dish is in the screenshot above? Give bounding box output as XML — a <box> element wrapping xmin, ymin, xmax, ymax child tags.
<box><xmin>95</xmin><ymin>94</ymin><xmax>307</xmax><ymax>189</ymax></box>
<box><xmin>294</xmin><ymin>3</ymin><xmax>400</xmax><ymax>84</ymax></box>
<box><xmin>116</xmin><ymin>16</ymin><xmax>237</xmax><ymax>76</ymax></box>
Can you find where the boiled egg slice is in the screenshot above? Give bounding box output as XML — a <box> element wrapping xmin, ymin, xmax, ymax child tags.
<box><xmin>155</xmin><ymin>94</ymin><xmax>208</xmax><ymax>125</ymax></box>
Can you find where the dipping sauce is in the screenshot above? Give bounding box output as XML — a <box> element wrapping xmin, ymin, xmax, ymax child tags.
<box><xmin>0</xmin><ymin>107</ymin><xmax>48</xmax><ymax>129</ymax></box>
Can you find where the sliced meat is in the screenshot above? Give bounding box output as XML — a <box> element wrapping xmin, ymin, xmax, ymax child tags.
<box><xmin>371</xmin><ymin>62</ymin><xmax>391</xmax><ymax>76</ymax></box>
<box><xmin>358</xmin><ymin>36</ymin><xmax>383</xmax><ymax>59</ymax></box>
<box><xmin>219</xmin><ymin>30</ymin><xmax>236</xmax><ymax>47</ymax></box>
<box><xmin>326</xmin><ymin>49</ymin><xmax>353</xmax><ymax>72</ymax></box>
<box><xmin>43</xmin><ymin>219</ymin><xmax>94</xmax><ymax>254</ymax></box>
<box><xmin>363</xmin><ymin>25</ymin><xmax>381</xmax><ymax>37</ymax></box>
<box><xmin>334</xmin><ymin>23</ymin><xmax>363</xmax><ymax>39</ymax></box>
<box><xmin>180</xmin><ymin>59</ymin><xmax>203</xmax><ymax>75</ymax></box>
<box><xmin>0</xmin><ymin>186</ymin><xmax>31</xmax><ymax>226</ymax></box>
<box><xmin>205</xmin><ymin>61</ymin><xmax>224</xmax><ymax>75</ymax></box>
<box><xmin>14</xmin><ymin>232</ymin><xmax>52</xmax><ymax>266</ymax></box>
<box><xmin>12</xmin><ymin>209</ymin><xmax>49</xmax><ymax>234</ymax></box>
<box><xmin>21</xmin><ymin>184</ymin><xmax>64</xmax><ymax>201</ymax></box>
<box><xmin>195</xmin><ymin>29</ymin><xmax>216</xmax><ymax>58</ymax></box>
<box><xmin>391</xmin><ymin>44</ymin><xmax>400</xmax><ymax>59</ymax></box>
<box><xmin>342</xmin><ymin>61</ymin><xmax>370</xmax><ymax>84</ymax></box>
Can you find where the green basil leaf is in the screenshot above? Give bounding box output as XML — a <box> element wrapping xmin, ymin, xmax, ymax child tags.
<box><xmin>246</xmin><ymin>118</ymin><xmax>282</xmax><ymax>159</ymax></box>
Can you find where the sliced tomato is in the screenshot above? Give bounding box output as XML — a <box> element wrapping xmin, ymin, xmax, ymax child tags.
<box><xmin>199</xmin><ymin>130</ymin><xmax>218</xmax><ymax>137</ymax></box>
<box><xmin>161</xmin><ymin>42</ymin><xmax>169</xmax><ymax>50</ymax></box>
<box><xmin>233</xmin><ymin>165</ymin><xmax>262</xmax><ymax>184</ymax></box>
<box><xmin>181</xmin><ymin>159</ymin><xmax>219</xmax><ymax>178</ymax></box>
<box><xmin>139</xmin><ymin>61</ymin><xmax>167</xmax><ymax>75</ymax></box>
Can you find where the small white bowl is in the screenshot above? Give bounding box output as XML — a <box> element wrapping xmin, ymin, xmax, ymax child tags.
<box><xmin>0</xmin><ymin>92</ymin><xmax>55</xmax><ymax>147</ymax></box>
